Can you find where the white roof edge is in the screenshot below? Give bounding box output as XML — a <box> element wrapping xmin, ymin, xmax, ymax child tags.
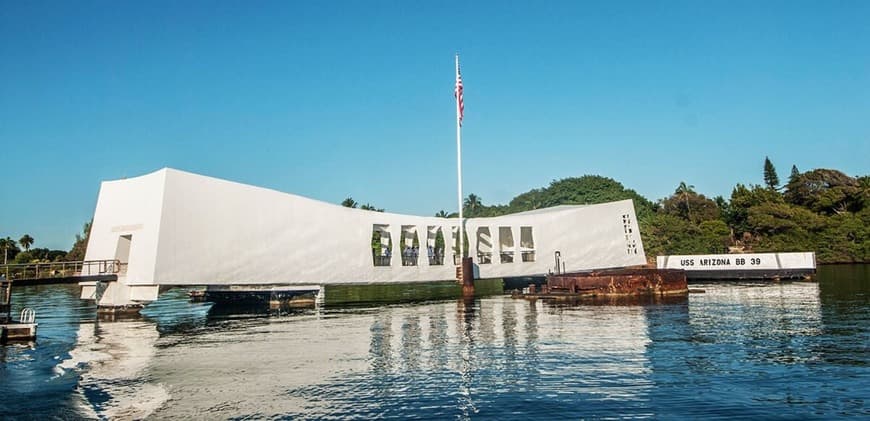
<box><xmin>110</xmin><ymin>168</ymin><xmax>633</xmax><ymax>220</ymax></box>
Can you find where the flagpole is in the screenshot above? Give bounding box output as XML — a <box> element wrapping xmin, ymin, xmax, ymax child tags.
<box><xmin>455</xmin><ymin>53</ymin><xmax>464</xmax><ymax>263</ymax></box>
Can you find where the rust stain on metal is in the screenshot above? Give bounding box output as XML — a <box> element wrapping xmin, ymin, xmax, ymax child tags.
<box><xmin>518</xmin><ymin>268</ymin><xmax>688</xmax><ymax>300</ymax></box>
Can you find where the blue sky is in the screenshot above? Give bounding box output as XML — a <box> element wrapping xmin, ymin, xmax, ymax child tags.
<box><xmin>1</xmin><ymin>1</ymin><xmax>868</xmax><ymax>250</ymax></box>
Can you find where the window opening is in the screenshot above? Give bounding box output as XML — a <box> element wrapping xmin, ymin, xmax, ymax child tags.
<box><xmin>372</xmin><ymin>225</ymin><xmax>392</xmax><ymax>266</ymax></box>
<box><xmin>520</xmin><ymin>226</ymin><xmax>536</xmax><ymax>262</ymax></box>
<box><xmin>476</xmin><ymin>227</ymin><xmax>492</xmax><ymax>264</ymax></box>
<box><xmin>427</xmin><ymin>226</ymin><xmax>445</xmax><ymax>266</ymax></box>
<box><xmin>400</xmin><ymin>225</ymin><xmax>420</xmax><ymax>266</ymax></box>
<box><xmin>499</xmin><ymin>227</ymin><xmax>515</xmax><ymax>263</ymax></box>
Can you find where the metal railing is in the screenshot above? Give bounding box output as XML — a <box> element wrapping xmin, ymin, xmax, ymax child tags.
<box><xmin>0</xmin><ymin>260</ymin><xmax>125</xmax><ymax>281</ymax></box>
<box><xmin>373</xmin><ymin>255</ymin><xmax>392</xmax><ymax>267</ymax></box>
<box><xmin>374</xmin><ymin>253</ymin><xmax>447</xmax><ymax>267</ymax></box>
<box><xmin>500</xmin><ymin>252</ymin><xmax>515</xmax><ymax>263</ymax></box>
<box><xmin>20</xmin><ymin>308</ymin><xmax>35</xmax><ymax>324</ymax></box>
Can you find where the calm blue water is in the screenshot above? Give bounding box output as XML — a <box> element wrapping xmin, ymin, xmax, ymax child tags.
<box><xmin>1</xmin><ymin>265</ymin><xmax>868</xmax><ymax>419</ymax></box>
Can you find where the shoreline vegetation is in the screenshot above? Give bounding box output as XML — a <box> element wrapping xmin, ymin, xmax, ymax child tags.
<box><xmin>425</xmin><ymin>158</ymin><xmax>867</xmax><ymax>265</ymax></box>
<box><xmin>2</xmin><ymin>158</ymin><xmax>867</xmax><ymax>267</ymax></box>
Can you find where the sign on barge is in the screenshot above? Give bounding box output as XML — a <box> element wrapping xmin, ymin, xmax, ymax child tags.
<box><xmin>514</xmin><ymin>268</ymin><xmax>688</xmax><ymax>300</ymax></box>
<box><xmin>656</xmin><ymin>252</ymin><xmax>816</xmax><ymax>280</ymax></box>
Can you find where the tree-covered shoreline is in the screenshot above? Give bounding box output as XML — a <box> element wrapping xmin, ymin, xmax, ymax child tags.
<box><xmin>456</xmin><ymin>159</ymin><xmax>868</xmax><ymax>264</ymax></box>
<box><xmin>0</xmin><ymin>222</ymin><xmax>90</xmax><ymax>266</ymax></box>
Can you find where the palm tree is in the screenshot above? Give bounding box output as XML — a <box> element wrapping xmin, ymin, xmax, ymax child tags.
<box><xmin>341</xmin><ymin>197</ymin><xmax>359</xmax><ymax>208</ymax></box>
<box><xmin>0</xmin><ymin>237</ymin><xmax>16</xmax><ymax>265</ymax></box>
<box><xmin>676</xmin><ymin>182</ymin><xmax>695</xmax><ymax>222</ymax></box>
<box><xmin>463</xmin><ymin>194</ymin><xmax>483</xmax><ymax>217</ymax></box>
<box><xmin>360</xmin><ymin>203</ymin><xmax>384</xmax><ymax>212</ymax></box>
<box><xmin>435</xmin><ymin>210</ymin><xmax>449</xmax><ymax>218</ymax></box>
<box><xmin>19</xmin><ymin>234</ymin><xmax>34</xmax><ymax>251</ymax></box>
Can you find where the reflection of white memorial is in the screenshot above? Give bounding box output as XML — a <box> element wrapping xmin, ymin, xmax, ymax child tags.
<box><xmin>81</xmin><ymin>168</ymin><xmax>646</xmax><ymax>307</ymax></box>
<box><xmin>56</xmin><ymin>321</ymin><xmax>168</xmax><ymax>419</ymax></box>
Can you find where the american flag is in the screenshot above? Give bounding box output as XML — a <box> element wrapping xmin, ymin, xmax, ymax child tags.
<box><xmin>455</xmin><ymin>62</ymin><xmax>464</xmax><ymax>125</ymax></box>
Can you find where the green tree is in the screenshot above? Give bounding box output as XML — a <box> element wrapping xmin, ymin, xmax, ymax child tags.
<box><xmin>463</xmin><ymin>194</ymin><xmax>483</xmax><ymax>217</ymax></box>
<box><xmin>699</xmin><ymin>220</ymin><xmax>732</xmax><ymax>253</ymax></box>
<box><xmin>360</xmin><ymin>204</ymin><xmax>384</xmax><ymax>212</ymax></box>
<box><xmin>14</xmin><ymin>250</ymin><xmax>35</xmax><ymax>264</ymax></box>
<box><xmin>728</xmin><ymin>183</ymin><xmax>784</xmax><ymax>235</ymax></box>
<box><xmin>343</xmin><ymin>197</ymin><xmax>383</xmax><ymax>212</ymax></box>
<box><xmin>815</xmin><ymin>212</ymin><xmax>868</xmax><ymax>263</ymax></box>
<box><xmin>67</xmin><ymin>220</ymin><xmax>92</xmax><ymax>261</ymax></box>
<box><xmin>19</xmin><ymin>234</ymin><xmax>34</xmax><ymax>251</ymax></box>
<box><xmin>509</xmin><ymin>188</ymin><xmax>546</xmax><ymax>211</ymax></box>
<box><xmin>341</xmin><ymin>197</ymin><xmax>358</xmax><ymax>208</ymax></box>
<box><xmin>763</xmin><ymin>156</ymin><xmax>780</xmax><ymax>190</ymax></box>
<box><xmin>506</xmin><ymin>175</ymin><xmax>656</xmax><ymax>220</ymax></box>
<box><xmin>747</xmin><ymin>202</ymin><xmax>823</xmax><ymax>253</ymax></box>
<box><xmin>714</xmin><ymin>195</ymin><xmax>731</xmax><ymax>223</ymax></box>
<box><xmin>48</xmin><ymin>249</ymin><xmax>68</xmax><ymax>262</ymax></box>
<box><xmin>0</xmin><ymin>237</ymin><xmax>17</xmax><ymax>265</ymax></box>
<box><xmin>789</xmin><ymin>165</ymin><xmax>800</xmax><ymax>185</ymax></box>
<box><xmin>642</xmin><ymin>214</ymin><xmax>707</xmax><ymax>256</ymax></box>
<box><xmin>435</xmin><ymin>210</ymin><xmax>450</xmax><ymax>218</ymax></box>
<box><xmin>858</xmin><ymin>176</ymin><xmax>870</xmax><ymax>210</ymax></box>
<box><xmin>784</xmin><ymin>169</ymin><xmax>862</xmax><ymax>214</ymax></box>
<box><xmin>661</xmin><ymin>182</ymin><xmax>719</xmax><ymax>224</ymax></box>
<box><xmin>676</xmin><ymin>181</ymin><xmax>695</xmax><ymax>221</ymax></box>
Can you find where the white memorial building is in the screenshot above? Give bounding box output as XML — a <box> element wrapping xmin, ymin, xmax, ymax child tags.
<box><xmin>82</xmin><ymin>168</ymin><xmax>647</xmax><ymax>307</ymax></box>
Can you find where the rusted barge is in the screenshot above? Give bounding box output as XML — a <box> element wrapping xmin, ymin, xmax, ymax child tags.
<box><xmin>514</xmin><ymin>268</ymin><xmax>688</xmax><ymax>301</ymax></box>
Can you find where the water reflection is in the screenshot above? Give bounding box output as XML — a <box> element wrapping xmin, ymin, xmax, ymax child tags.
<box><xmin>320</xmin><ymin>297</ymin><xmax>658</xmax><ymax>418</ymax></box>
<box><xmin>4</xmin><ymin>268</ymin><xmax>869</xmax><ymax>419</ymax></box>
<box><xmin>57</xmin><ymin>319</ymin><xmax>167</xmax><ymax>419</ymax></box>
<box><xmin>818</xmin><ymin>265</ymin><xmax>870</xmax><ymax>366</ymax></box>
<box><xmin>640</xmin><ymin>281</ymin><xmax>865</xmax><ymax>418</ymax></box>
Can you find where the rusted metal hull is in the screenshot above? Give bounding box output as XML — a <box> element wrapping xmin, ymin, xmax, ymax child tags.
<box><xmin>518</xmin><ymin>268</ymin><xmax>688</xmax><ymax>300</ymax></box>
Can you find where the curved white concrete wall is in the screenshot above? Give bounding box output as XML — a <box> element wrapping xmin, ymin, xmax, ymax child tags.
<box><xmin>84</xmin><ymin>168</ymin><xmax>646</xmax><ymax>287</ymax></box>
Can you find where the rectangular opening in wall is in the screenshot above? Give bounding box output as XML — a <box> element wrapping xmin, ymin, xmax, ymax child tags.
<box><xmin>476</xmin><ymin>227</ymin><xmax>492</xmax><ymax>264</ymax></box>
<box><xmin>372</xmin><ymin>224</ymin><xmax>392</xmax><ymax>266</ymax></box>
<box><xmin>113</xmin><ymin>234</ymin><xmax>132</xmax><ymax>274</ymax></box>
<box><xmin>400</xmin><ymin>225</ymin><xmax>419</xmax><ymax>266</ymax></box>
<box><xmin>520</xmin><ymin>226</ymin><xmax>535</xmax><ymax>262</ymax></box>
<box><xmin>427</xmin><ymin>226</ymin><xmax>444</xmax><ymax>265</ymax></box>
<box><xmin>499</xmin><ymin>227</ymin><xmax>514</xmax><ymax>263</ymax></box>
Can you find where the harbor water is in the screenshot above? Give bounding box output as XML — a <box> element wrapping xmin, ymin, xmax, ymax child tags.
<box><xmin>1</xmin><ymin>265</ymin><xmax>868</xmax><ymax>419</ymax></box>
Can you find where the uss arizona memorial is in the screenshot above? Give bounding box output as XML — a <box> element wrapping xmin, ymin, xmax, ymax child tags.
<box><xmin>81</xmin><ymin>168</ymin><xmax>647</xmax><ymax>308</ymax></box>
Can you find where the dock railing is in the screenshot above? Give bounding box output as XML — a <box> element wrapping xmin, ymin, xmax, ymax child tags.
<box><xmin>0</xmin><ymin>260</ymin><xmax>125</xmax><ymax>281</ymax></box>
